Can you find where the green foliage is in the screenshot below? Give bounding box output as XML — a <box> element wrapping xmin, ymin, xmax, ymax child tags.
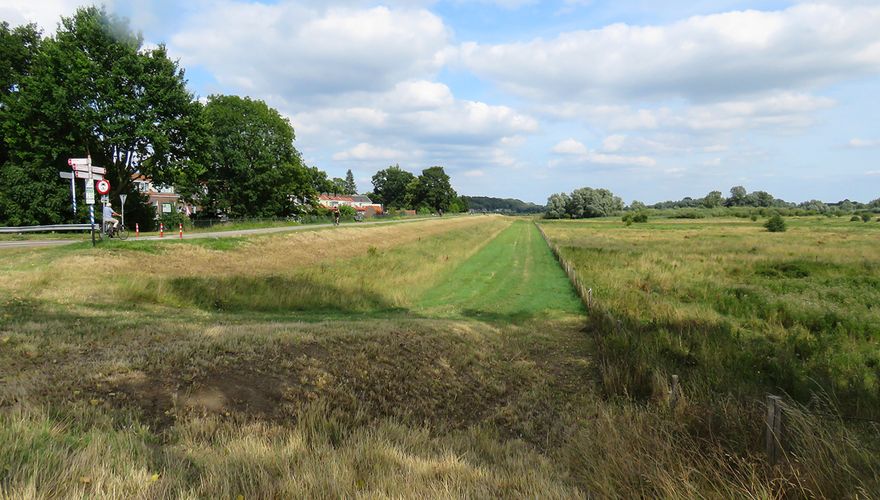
<box><xmin>344</xmin><ymin>169</ymin><xmax>357</xmax><ymax>195</ymax></box>
<box><xmin>0</xmin><ymin>8</ymin><xmax>199</xmax><ymax>226</ymax></box>
<box><xmin>622</xmin><ymin>212</ymin><xmax>648</xmax><ymax>226</ymax></box>
<box><xmin>764</xmin><ymin>214</ymin><xmax>787</xmax><ymax>232</ymax></box>
<box><xmin>850</xmin><ymin>215</ymin><xmax>862</xmax><ymax>222</ymax></box>
<box><xmin>338</xmin><ymin>205</ymin><xmax>356</xmax><ymax>218</ymax></box>
<box><xmin>463</xmin><ymin>196</ymin><xmax>543</xmax><ymax>213</ymax></box>
<box><xmin>409</xmin><ymin>166</ymin><xmax>457</xmax><ymax>214</ymax></box>
<box><xmin>157</xmin><ymin>210</ymin><xmax>189</xmax><ymax>230</ymax></box>
<box><xmin>196</xmin><ymin>95</ymin><xmax>312</xmax><ymax>218</ymax></box>
<box><xmin>545</xmin><ymin>187</ymin><xmax>622</xmax><ymax>219</ymax></box>
<box><xmin>371</xmin><ymin>165</ymin><xmax>415</xmax><ymax>209</ymax></box>
<box><xmin>860</xmin><ymin>213</ymin><xmax>872</xmax><ymax>222</ymax></box>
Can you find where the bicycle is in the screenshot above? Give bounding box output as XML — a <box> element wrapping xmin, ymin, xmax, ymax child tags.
<box><xmin>104</xmin><ymin>222</ymin><xmax>129</xmax><ymax>240</ymax></box>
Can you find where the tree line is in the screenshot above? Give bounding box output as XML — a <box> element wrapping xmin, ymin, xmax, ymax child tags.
<box><xmin>546</xmin><ymin>185</ymin><xmax>880</xmax><ymax>219</ymax></box>
<box><xmin>368</xmin><ymin>164</ymin><xmax>467</xmax><ymax>214</ymax></box>
<box><xmin>0</xmin><ymin>8</ymin><xmax>465</xmax><ymax>228</ymax></box>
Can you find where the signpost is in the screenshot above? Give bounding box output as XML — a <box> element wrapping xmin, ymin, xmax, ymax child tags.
<box><xmin>120</xmin><ymin>194</ymin><xmax>127</xmax><ymax>226</ymax></box>
<box><xmin>59</xmin><ymin>156</ymin><xmax>106</xmax><ymax>247</ymax></box>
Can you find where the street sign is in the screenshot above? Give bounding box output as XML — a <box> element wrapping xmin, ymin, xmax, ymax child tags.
<box><xmin>85</xmin><ymin>181</ymin><xmax>95</xmax><ymax>205</ymax></box>
<box><xmin>73</xmin><ymin>165</ymin><xmax>106</xmax><ymax>175</ymax></box>
<box><xmin>80</xmin><ymin>171</ymin><xmax>104</xmax><ymax>180</ymax></box>
<box><xmin>119</xmin><ymin>194</ymin><xmax>127</xmax><ymax>206</ymax></box>
<box><xmin>96</xmin><ymin>179</ymin><xmax>111</xmax><ymax>195</ymax></box>
<box><xmin>68</xmin><ymin>158</ymin><xmax>90</xmax><ymax>166</ymax></box>
<box><xmin>59</xmin><ymin>171</ymin><xmax>104</xmax><ymax>180</ymax></box>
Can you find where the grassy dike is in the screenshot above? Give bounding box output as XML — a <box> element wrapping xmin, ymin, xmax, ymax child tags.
<box><xmin>0</xmin><ymin>216</ymin><xmax>591</xmax><ymax>497</ymax></box>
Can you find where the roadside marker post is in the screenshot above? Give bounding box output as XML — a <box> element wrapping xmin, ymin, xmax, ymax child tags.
<box><xmin>179</xmin><ymin>223</ymin><xmax>183</xmax><ymax>239</ymax></box>
<box><xmin>135</xmin><ymin>223</ymin><xmax>139</xmax><ymax>239</ymax></box>
<box><xmin>160</xmin><ymin>223</ymin><xmax>164</xmax><ymax>238</ymax></box>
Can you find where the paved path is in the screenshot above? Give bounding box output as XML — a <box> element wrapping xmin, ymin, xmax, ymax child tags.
<box><xmin>0</xmin><ymin>217</ymin><xmax>438</xmax><ymax>250</ymax></box>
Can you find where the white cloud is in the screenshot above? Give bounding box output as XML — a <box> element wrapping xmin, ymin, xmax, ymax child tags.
<box><xmin>460</xmin><ymin>3</ymin><xmax>880</xmax><ymax>103</ymax></box>
<box><xmin>848</xmin><ymin>138</ymin><xmax>880</xmax><ymax>148</ymax></box>
<box><xmin>171</xmin><ymin>4</ymin><xmax>450</xmax><ymax>99</ymax></box>
<box><xmin>463</xmin><ymin>169</ymin><xmax>485</xmax><ymax>177</ymax></box>
<box><xmin>551</xmin><ymin>139</ymin><xmax>655</xmax><ymax>167</ymax></box>
<box><xmin>552</xmin><ymin>138</ymin><xmax>589</xmax><ymax>155</ymax></box>
<box><xmin>0</xmin><ymin>0</ymin><xmax>102</xmax><ymax>31</ymax></box>
<box><xmin>332</xmin><ymin>143</ymin><xmax>406</xmax><ymax>161</ymax></box>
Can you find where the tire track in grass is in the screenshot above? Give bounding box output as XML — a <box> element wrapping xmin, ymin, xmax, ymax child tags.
<box><xmin>416</xmin><ymin>220</ymin><xmax>585</xmax><ymax>322</ymax></box>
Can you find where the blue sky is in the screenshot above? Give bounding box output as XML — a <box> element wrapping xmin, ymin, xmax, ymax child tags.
<box><xmin>2</xmin><ymin>0</ymin><xmax>879</xmax><ymax>204</ymax></box>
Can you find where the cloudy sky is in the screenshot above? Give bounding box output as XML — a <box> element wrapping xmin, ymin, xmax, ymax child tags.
<box><xmin>2</xmin><ymin>0</ymin><xmax>879</xmax><ymax>204</ymax></box>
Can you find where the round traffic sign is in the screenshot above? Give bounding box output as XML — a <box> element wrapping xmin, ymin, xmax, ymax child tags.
<box><xmin>96</xmin><ymin>179</ymin><xmax>111</xmax><ymax>195</ymax></box>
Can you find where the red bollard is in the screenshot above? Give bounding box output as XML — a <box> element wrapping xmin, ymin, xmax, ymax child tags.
<box><xmin>135</xmin><ymin>223</ymin><xmax>139</xmax><ymax>239</ymax></box>
<box><xmin>179</xmin><ymin>223</ymin><xmax>183</xmax><ymax>239</ymax></box>
<box><xmin>160</xmin><ymin>223</ymin><xmax>164</xmax><ymax>238</ymax></box>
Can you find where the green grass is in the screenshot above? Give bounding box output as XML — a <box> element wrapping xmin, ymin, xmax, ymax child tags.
<box><xmin>541</xmin><ymin>217</ymin><xmax>880</xmax><ymax>415</ymax></box>
<box><xmin>417</xmin><ymin>220</ymin><xmax>583</xmax><ymax>321</ymax></box>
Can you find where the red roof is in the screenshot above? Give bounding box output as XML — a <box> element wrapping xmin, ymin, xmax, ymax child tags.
<box><xmin>319</xmin><ymin>194</ymin><xmax>354</xmax><ymax>202</ymax></box>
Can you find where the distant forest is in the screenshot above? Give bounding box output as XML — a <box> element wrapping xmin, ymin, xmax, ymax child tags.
<box><xmin>462</xmin><ymin>196</ymin><xmax>544</xmax><ymax>214</ymax></box>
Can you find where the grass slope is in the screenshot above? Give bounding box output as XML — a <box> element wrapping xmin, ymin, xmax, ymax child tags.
<box><xmin>417</xmin><ymin>220</ymin><xmax>583</xmax><ymax>321</ymax></box>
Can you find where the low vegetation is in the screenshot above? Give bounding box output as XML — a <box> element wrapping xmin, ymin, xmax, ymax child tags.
<box><xmin>2</xmin><ymin>215</ymin><xmax>878</xmax><ymax>497</ymax></box>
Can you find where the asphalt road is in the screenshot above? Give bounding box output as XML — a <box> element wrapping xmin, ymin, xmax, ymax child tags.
<box><xmin>0</xmin><ymin>217</ymin><xmax>438</xmax><ymax>250</ymax></box>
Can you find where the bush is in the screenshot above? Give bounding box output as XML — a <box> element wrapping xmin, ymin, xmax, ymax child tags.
<box><xmin>338</xmin><ymin>205</ymin><xmax>356</xmax><ymax>219</ymax></box>
<box><xmin>764</xmin><ymin>214</ymin><xmax>786</xmax><ymax>232</ymax></box>
<box><xmin>850</xmin><ymin>215</ymin><xmax>861</xmax><ymax>222</ymax></box>
<box><xmin>860</xmin><ymin>213</ymin><xmax>872</xmax><ymax>222</ymax></box>
<box><xmin>158</xmin><ymin>210</ymin><xmax>190</xmax><ymax>230</ymax></box>
<box><xmin>632</xmin><ymin>212</ymin><xmax>648</xmax><ymax>223</ymax></box>
<box><xmin>750</xmin><ymin>215</ymin><xmax>758</xmax><ymax>221</ymax></box>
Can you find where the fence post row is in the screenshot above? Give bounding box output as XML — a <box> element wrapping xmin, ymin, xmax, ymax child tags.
<box><xmin>534</xmin><ymin>221</ymin><xmax>593</xmax><ymax>311</ymax></box>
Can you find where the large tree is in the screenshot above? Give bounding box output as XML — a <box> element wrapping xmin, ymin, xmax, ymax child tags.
<box><xmin>411</xmin><ymin>166</ymin><xmax>456</xmax><ymax>213</ymax></box>
<box><xmin>371</xmin><ymin>164</ymin><xmax>415</xmax><ymax>209</ymax></box>
<box><xmin>196</xmin><ymin>94</ymin><xmax>312</xmax><ymax>218</ymax></box>
<box><xmin>544</xmin><ymin>187</ymin><xmax>622</xmax><ymax>219</ymax></box>
<box><xmin>0</xmin><ymin>7</ymin><xmax>199</xmax><ymax>226</ymax></box>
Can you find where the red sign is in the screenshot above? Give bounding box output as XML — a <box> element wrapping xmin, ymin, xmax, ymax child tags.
<box><xmin>96</xmin><ymin>179</ymin><xmax>111</xmax><ymax>195</ymax></box>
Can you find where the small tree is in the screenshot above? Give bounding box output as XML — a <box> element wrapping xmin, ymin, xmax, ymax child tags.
<box><xmin>764</xmin><ymin>214</ymin><xmax>786</xmax><ymax>232</ymax></box>
<box><xmin>861</xmin><ymin>213</ymin><xmax>872</xmax><ymax>222</ymax></box>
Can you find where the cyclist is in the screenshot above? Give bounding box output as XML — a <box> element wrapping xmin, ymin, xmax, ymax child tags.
<box><xmin>102</xmin><ymin>200</ymin><xmax>121</xmax><ymax>235</ymax></box>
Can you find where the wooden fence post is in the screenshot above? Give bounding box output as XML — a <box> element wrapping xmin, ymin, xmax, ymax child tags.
<box><xmin>765</xmin><ymin>395</ymin><xmax>783</xmax><ymax>466</ymax></box>
<box><xmin>670</xmin><ymin>374</ymin><xmax>680</xmax><ymax>408</ymax></box>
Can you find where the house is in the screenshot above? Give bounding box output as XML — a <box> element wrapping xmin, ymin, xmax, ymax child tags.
<box><xmin>318</xmin><ymin>194</ymin><xmax>384</xmax><ymax>216</ymax></box>
<box><xmin>131</xmin><ymin>174</ymin><xmax>197</xmax><ymax>217</ymax></box>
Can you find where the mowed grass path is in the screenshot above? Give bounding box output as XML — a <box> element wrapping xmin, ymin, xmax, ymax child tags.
<box><xmin>417</xmin><ymin>220</ymin><xmax>584</xmax><ymax>321</ymax></box>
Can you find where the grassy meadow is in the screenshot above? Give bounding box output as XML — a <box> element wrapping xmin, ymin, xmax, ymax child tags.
<box><xmin>1</xmin><ymin>214</ymin><xmax>878</xmax><ymax>497</ymax></box>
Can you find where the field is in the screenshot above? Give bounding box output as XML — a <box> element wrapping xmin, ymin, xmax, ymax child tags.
<box><xmin>1</xmin><ymin>215</ymin><xmax>878</xmax><ymax>497</ymax></box>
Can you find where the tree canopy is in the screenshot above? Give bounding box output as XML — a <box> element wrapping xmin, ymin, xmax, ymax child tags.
<box><xmin>194</xmin><ymin>95</ymin><xmax>312</xmax><ymax>218</ymax></box>
<box><xmin>545</xmin><ymin>187</ymin><xmax>623</xmax><ymax>219</ymax></box>
<box><xmin>0</xmin><ymin>7</ymin><xmax>199</xmax><ymax>226</ymax></box>
<box><xmin>371</xmin><ymin>164</ymin><xmax>415</xmax><ymax>209</ymax></box>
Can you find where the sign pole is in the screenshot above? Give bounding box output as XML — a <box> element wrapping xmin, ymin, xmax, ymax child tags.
<box><xmin>120</xmin><ymin>194</ymin><xmax>127</xmax><ymax>226</ymax></box>
<box><xmin>88</xmin><ymin>155</ymin><xmax>95</xmax><ymax>247</ymax></box>
<box><xmin>70</xmin><ymin>169</ymin><xmax>77</xmax><ymax>215</ymax></box>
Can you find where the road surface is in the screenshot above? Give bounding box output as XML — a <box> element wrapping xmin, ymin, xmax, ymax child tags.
<box><xmin>0</xmin><ymin>217</ymin><xmax>441</xmax><ymax>250</ymax></box>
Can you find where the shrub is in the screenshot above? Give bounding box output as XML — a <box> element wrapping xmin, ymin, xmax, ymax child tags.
<box><xmin>861</xmin><ymin>213</ymin><xmax>872</xmax><ymax>222</ymax></box>
<box><xmin>764</xmin><ymin>214</ymin><xmax>786</xmax><ymax>232</ymax></box>
<box><xmin>632</xmin><ymin>212</ymin><xmax>648</xmax><ymax>223</ymax></box>
<box><xmin>850</xmin><ymin>215</ymin><xmax>861</xmax><ymax>222</ymax></box>
<box><xmin>750</xmin><ymin>215</ymin><xmax>758</xmax><ymax>221</ymax></box>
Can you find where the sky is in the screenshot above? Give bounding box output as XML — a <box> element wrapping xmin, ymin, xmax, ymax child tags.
<box><xmin>2</xmin><ymin>0</ymin><xmax>879</xmax><ymax>204</ymax></box>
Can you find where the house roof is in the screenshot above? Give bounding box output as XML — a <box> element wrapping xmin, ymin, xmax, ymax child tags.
<box><xmin>319</xmin><ymin>194</ymin><xmax>354</xmax><ymax>202</ymax></box>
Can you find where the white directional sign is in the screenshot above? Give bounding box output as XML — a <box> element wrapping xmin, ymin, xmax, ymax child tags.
<box><xmin>68</xmin><ymin>158</ymin><xmax>90</xmax><ymax>167</ymax></box>
<box><xmin>59</xmin><ymin>171</ymin><xmax>104</xmax><ymax>180</ymax></box>
<box><xmin>73</xmin><ymin>165</ymin><xmax>106</xmax><ymax>174</ymax></box>
<box><xmin>85</xmin><ymin>180</ymin><xmax>95</xmax><ymax>205</ymax></box>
